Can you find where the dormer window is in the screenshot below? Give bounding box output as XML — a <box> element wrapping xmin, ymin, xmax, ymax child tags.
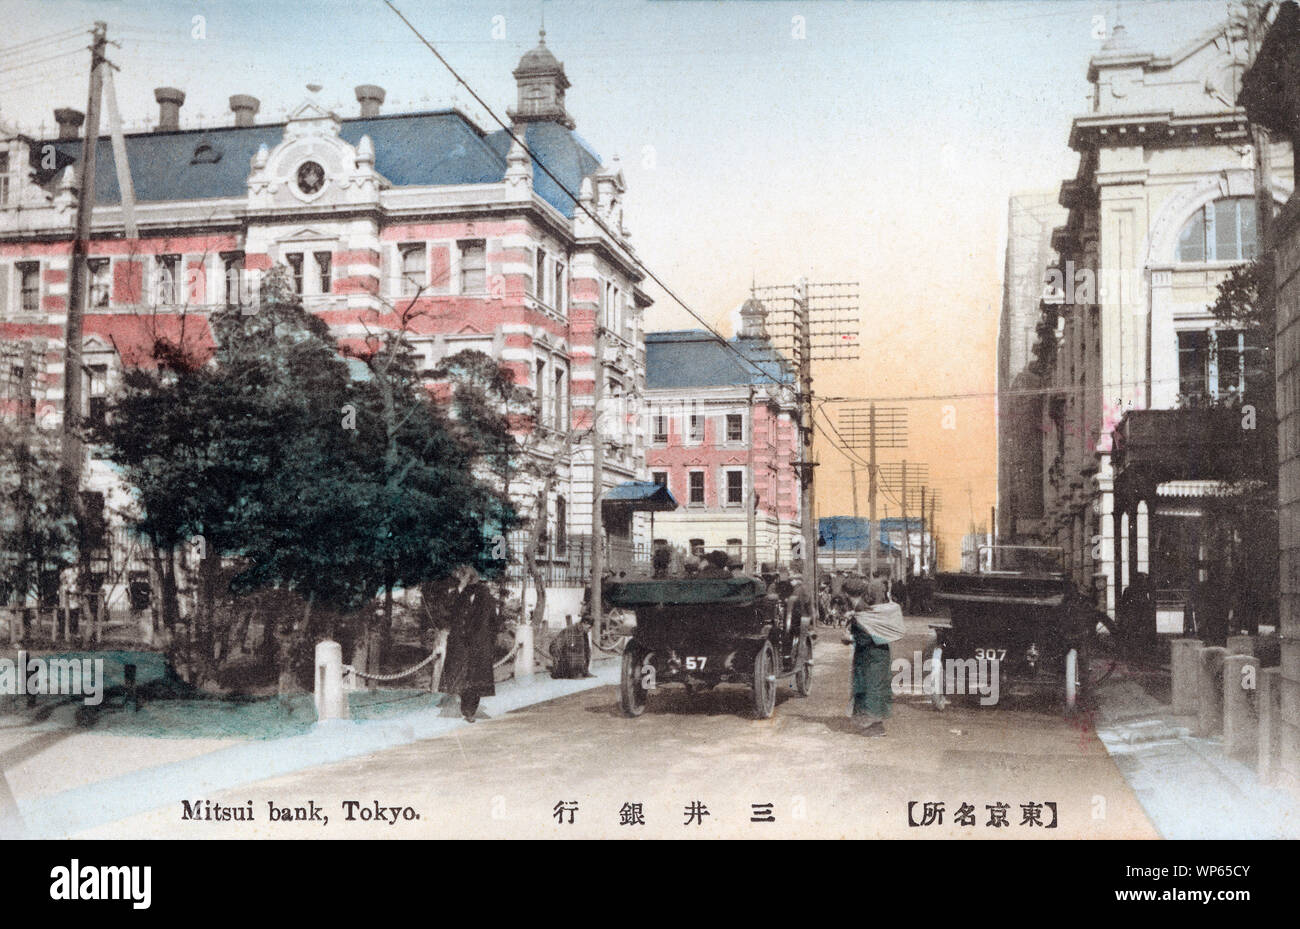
<box><xmin>190</xmin><ymin>141</ymin><xmax>221</xmax><ymax>165</ymax></box>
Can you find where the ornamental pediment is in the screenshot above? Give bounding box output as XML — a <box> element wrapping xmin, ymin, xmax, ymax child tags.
<box><xmin>247</xmin><ymin>101</ymin><xmax>387</xmax><ymax>212</ymax></box>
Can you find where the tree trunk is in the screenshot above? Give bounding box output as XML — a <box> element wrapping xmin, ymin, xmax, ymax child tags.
<box><xmin>194</xmin><ymin>549</ymin><xmax>220</xmax><ymax>684</ymax></box>
<box><xmin>276</xmin><ymin>593</ymin><xmax>314</xmax><ymax>713</ymax></box>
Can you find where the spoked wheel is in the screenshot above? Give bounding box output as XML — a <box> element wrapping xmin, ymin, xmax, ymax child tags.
<box><xmin>619</xmin><ymin>647</ymin><xmax>648</xmax><ymax>718</ymax></box>
<box><xmin>929</xmin><ymin>644</ymin><xmax>947</xmax><ymax>711</ymax></box>
<box><xmin>1064</xmin><ymin>648</ymin><xmax>1079</xmax><ymax>712</ymax></box>
<box><xmin>794</xmin><ymin>636</ymin><xmax>814</xmax><ymax>697</ymax></box>
<box><xmin>752</xmin><ymin>641</ymin><xmax>777</xmax><ymax>719</ymax></box>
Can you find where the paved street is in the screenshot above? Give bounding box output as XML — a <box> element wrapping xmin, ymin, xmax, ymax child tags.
<box><xmin>78</xmin><ymin>619</ymin><xmax>1157</xmax><ymax>839</ymax></box>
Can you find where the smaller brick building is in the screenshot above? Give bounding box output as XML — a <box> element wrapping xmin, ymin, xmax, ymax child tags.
<box><xmin>644</xmin><ymin>300</ymin><xmax>801</xmax><ymax>568</ymax></box>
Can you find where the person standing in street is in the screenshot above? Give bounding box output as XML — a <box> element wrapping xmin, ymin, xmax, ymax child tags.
<box><xmin>841</xmin><ymin>576</ymin><xmax>902</xmax><ymax>738</ymax></box>
<box><xmin>439</xmin><ymin>564</ymin><xmax>500</xmax><ymax>722</ymax></box>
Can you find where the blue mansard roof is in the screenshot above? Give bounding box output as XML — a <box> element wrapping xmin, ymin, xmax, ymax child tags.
<box><xmin>34</xmin><ymin>109</ymin><xmax>602</xmax><ymax>218</ymax></box>
<box><xmin>644</xmin><ymin>330</ymin><xmax>796</xmax><ymax>390</ymax></box>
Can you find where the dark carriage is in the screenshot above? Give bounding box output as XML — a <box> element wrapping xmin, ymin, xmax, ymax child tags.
<box><xmin>604</xmin><ymin>575</ymin><xmax>814</xmax><ymax>719</ymax></box>
<box><xmin>932</xmin><ymin>546</ymin><xmax>1093</xmax><ymax>711</ymax></box>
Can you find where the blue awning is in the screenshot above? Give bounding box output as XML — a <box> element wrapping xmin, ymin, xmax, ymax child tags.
<box><xmin>603</xmin><ymin>481</ymin><xmax>679</xmax><ymax>512</ymax></box>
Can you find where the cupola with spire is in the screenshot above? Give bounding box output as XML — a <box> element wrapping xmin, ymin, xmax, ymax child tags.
<box><xmin>509</xmin><ymin>29</ymin><xmax>574</xmax><ymax>129</ymax></box>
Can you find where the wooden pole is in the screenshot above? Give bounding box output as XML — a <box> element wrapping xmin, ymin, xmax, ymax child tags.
<box><xmin>590</xmin><ymin>307</ymin><xmax>605</xmax><ymax>638</ymax></box>
<box><xmin>61</xmin><ymin>23</ymin><xmax>106</xmax><ymax>510</ymax></box>
<box><xmin>868</xmin><ymin>402</ymin><xmax>878</xmax><ymax>579</ymax></box>
<box><xmin>746</xmin><ymin>387</ymin><xmax>757</xmax><ymax>573</ymax></box>
<box><xmin>796</xmin><ymin>278</ymin><xmax>818</xmax><ymax>620</ymax></box>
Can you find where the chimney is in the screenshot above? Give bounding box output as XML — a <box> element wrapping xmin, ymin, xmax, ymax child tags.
<box><xmin>154</xmin><ymin>87</ymin><xmax>185</xmax><ymax>131</ymax></box>
<box><xmin>53</xmin><ymin>108</ymin><xmax>84</xmax><ymax>140</ymax></box>
<box><xmin>229</xmin><ymin>94</ymin><xmax>260</xmax><ymax>127</ymax></box>
<box><xmin>355</xmin><ymin>84</ymin><xmax>385</xmax><ymax>118</ymax></box>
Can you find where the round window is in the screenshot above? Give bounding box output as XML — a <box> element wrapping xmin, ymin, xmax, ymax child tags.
<box><xmin>296</xmin><ymin>161</ymin><xmax>326</xmax><ymax>195</ymax></box>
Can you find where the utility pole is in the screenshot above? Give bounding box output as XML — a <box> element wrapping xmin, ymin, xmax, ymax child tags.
<box><xmin>868</xmin><ymin>402</ymin><xmax>878</xmax><ymax>579</ymax></box>
<box><xmin>901</xmin><ymin>460</ymin><xmax>911</xmax><ymax>577</ymax></box>
<box><xmin>920</xmin><ymin>486</ymin><xmax>927</xmax><ymax>574</ymax></box>
<box><xmin>850</xmin><ymin>461</ymin><xmax>860</xmax><ymax>572</ymax></box>
<box><xmin>746</xmin><ymin>386</ymin><xmax>757</xmax><ymax>574</ymax></box>
<box><xmin>929</xmin><ymin>493</ymin><xmax>937</xmax><ymax>573</ymax></box>
<box><xmin>589</xmin><ymin>314</ymin><xmax>604</xmax><ymax>640</ymax></box>
<box><xmin>59</xmin><ymin>22</ymin><xmax>107</xmax><ymax>617</ymax></box>
<box><xmin>61</xmin><ymin>22</ymin><xmax>106</xmax><ymax>515</ymax></box>
<box><xmin>795</xmin><ymin>277</ymin><xmax>817</xmax><ymax>620</ymax></box>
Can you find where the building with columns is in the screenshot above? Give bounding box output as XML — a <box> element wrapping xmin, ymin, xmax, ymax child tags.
<box><xmin>0</xmin><ymin>33</ymin><xmax>650</xmax><ymax>623</ymax></box>
<box><xmin>643</xmin><ymin>300</ymin><xmax>802</xmax><ymax>568</ymax></box>
<box><xmin>1029</xmin><ymin>17</ymin><xmax>1292</xmax><ymax>620</ymax></box>
<box><xmin>998</xmin><ymin>190</ymin><xmax>1066</xmax><ymax>542</ymax></box>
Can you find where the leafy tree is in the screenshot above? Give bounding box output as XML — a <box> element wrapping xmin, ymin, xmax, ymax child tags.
<box><xmin>0</xmin><ymin>418</ymin><xmax>76</xmax><ymax>611</ymax></box>
<box><xmin>102</xmin><ymin>270</ymin><xmax>522</xmax><ymax>698</ymax></box>
<box><xmin>342</xmin><ymin>334</ymin><xmax>513</xmax><ymax>677</ymax></box>
<box><xmin>1200</xmin><ymin>254</ymin><xmax>1278</xmax><ymax>630</ymax></box>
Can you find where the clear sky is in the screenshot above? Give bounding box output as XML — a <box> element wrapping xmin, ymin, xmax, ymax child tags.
<box><xmin>0</xmin><ymin>0</ymin><xmax>1232</xmax><ymax>564</ymax></box>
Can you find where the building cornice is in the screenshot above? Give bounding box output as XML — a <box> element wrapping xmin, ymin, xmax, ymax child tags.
<box><xmin>1069</xmin><ymin>110</ymin><xmax>1249</xmax><ymax>153</ymax></box>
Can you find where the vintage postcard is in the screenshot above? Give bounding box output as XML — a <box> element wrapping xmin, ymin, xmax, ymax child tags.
<box><xmin>0</xmin><ymin>0</ymin><xmax>1293</xmax><ymax>904</ymax></box>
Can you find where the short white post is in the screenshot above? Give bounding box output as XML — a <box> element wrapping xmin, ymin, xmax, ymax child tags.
<box><xmin>1196</xmin><ymin>646</ymin><xmax>1227</xmax><ymax>738</ymax></box>
<box><xmin>1226</xmin><ymin>634</ymin><xmax>1256</xmax><ymax>657</ymax></box>
<box><xmin>1259</xmin><ymin>667</ymin><xmax>1282</xmax><ymax>785</ymax></box>
<box><xmin>1170</xmin><ymin>638</ymin><xmax>1202</xmax><ymax>716</ymax></box>
<box><xmin>514</xmin><ymin>624</ymin><xmax>535</xmax><ymax>680</ymax></box>
<box><xmin>1223</xmin><ymin>653</ymin><xmax>1259</xmax><ymax>760</ymax></box>
<box><xmin>314</xmin><ymin>639</ymin><xmax>349</xmax><ymax>721</ymax></box>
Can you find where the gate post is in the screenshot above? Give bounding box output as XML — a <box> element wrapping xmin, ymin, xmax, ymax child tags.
<box><xmin>1196</xmin><ymin>646</ymin><xmax>1227</xmax><ymax>738</ymax></box>
<box><xmin>314</xmin><ymin>640</ymin><xmax>349</xmax><ymax>721</ymax></box>
<box><xmin>514</xmin><ymin>624</ymin><xmax>535</xmax><ymax>680</ymax></box>
<box><xmin>1222</xmin><ymin>653</ymin><xmax>1259</xmax><ymax>760</ymax></box>
<box><xmin>1170</xmin><ymin>638</ymin><xmax>1202</xmax><ymax>716</ymax></box>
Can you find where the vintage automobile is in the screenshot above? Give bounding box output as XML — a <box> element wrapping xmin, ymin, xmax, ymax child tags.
<box><xmin>932</xmin><ymin>545</ymin><xmax>1093</xmax><ymax>712</ymax></box>
<box><xmin>604</xmin><ymin>575</ymin><xmax>814</xmax><ymax>719</ymax></box>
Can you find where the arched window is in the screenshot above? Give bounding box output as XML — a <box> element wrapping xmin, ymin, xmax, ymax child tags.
<box><xmin>1176</xmin><ymin>197</ymin><xmax>1257</xmax><ymax>263</ymax></box>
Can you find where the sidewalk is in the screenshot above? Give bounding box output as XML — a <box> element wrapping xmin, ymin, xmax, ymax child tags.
<box><xmin>1092</xmin><ymin>672</ymin><xmax>1300</xmax><ymax>839</ymax></box>
<box><xmin>2</xmin><ymin>657</ymin><xmax>620</xmax><ymax>839</ymax></box>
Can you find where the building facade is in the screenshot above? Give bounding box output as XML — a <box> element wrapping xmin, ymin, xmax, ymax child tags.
<box><xmin>998</xmin><ymin>191</ymin><xmax>1067</xmax><ymax>542</ymax></box>
<box><xmin>1241</xmin><ymin>0</ymin><xmax>1300</xmax><ymax>792</ymax></box>
<box><xmin>643</xmin><ymin>301</ymin><xmax>802</xmax><ymax>568</ymax></box>
<box><xmin>1030</xmin><ymin>18</ymin><xmax>1292</xmax><ymax>617</ymax></box>
<box><xmin>0</xmin><ymin>34</ymin><xmax>650</xmax><ymax>624</ymax></box>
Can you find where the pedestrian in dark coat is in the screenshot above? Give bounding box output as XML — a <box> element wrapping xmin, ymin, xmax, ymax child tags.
<box><xmin>439</xmin><ymin>565</ymin><xmax>500</xmax><ymax>722</ymax></box>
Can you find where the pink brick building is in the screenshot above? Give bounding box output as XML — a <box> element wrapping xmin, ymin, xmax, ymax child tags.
<box><xmin>0</xmin><ymin>34</ymin><xmax>649</xmax><ymax>621</ymax></box>
<box><xmin>644</xmin><ymin>300</ymin><xmax>802</xmax><ymax>568</ymax></box>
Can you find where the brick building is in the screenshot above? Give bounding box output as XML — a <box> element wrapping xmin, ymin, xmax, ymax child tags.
<box><xmin>643</xmin><ymin>300</ymin><xmax>802</xmax><ymax>568</ymax></box>
<box><xmin>0</xmin><ymin>33</ymin><xmax>650</xmax><ymax>623</ymax></box>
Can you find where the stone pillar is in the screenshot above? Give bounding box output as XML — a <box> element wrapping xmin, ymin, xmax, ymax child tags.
<box><xmin>1196</xmin><ymin>646</ymin><xmax>1227</xmax><ymax>737</ymax></box>
<box><xmin>1259</xmin><ymin>667</ymin><xmax>1282</xmax><ymax>785</ymax></box>
<box><xmin>513</xmin><ymin>624</ymin><xmax>535</xmax><ymax>680</ymax></box>
<box><xmin>1170</xmin><ymin>638</ymin><xmax>1203</xmax><ymax>716</ymax></box>
<box><xmin>1196</xmin><ymin>649</ymin><xmax>1227</xmax><ymax>738</ymax></box>
<box><xmin>1223</xmin><ymin>653</ymin><xmax>1259</xmax><ymax>760</ymax></box>
<box><xmin>313</xmin><ymin>640</ymin><xmax>349</xmax><ymax>721</ymax></box>
<box><xmin>1226</xmin><ymin>634</ymin><xmax>1256</xmax><ymax>656</ymax></box>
